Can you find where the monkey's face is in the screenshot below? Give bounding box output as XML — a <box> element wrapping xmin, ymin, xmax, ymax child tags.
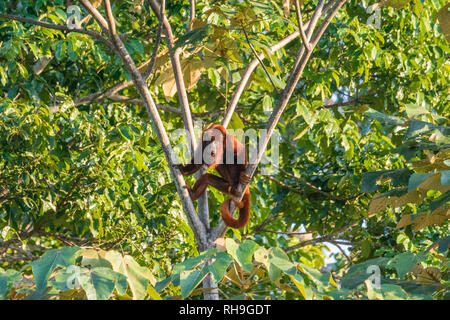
<box><xmin>202</xmin><ymin>128</ymin><xmax>224</xmax><ymax>167</ymax></box>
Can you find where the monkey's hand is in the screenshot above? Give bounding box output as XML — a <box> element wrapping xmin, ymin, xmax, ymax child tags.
<box><xmin>239</xmin><ymin>172</ymin><xmax>250</xmax><ymax>185</ymax></box>
<box><xmin>181</xmin><ymin>183</ymin><xmax>194</xmax><ymax>199</ymax></box>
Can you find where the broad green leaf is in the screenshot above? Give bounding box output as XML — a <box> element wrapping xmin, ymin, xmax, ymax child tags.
<box><xmin>298</xmin><ymin>263</ymin><xmax>332</xmax><ymax>290</ymax></box>
<box><xmin>268</xmin><ymin>263</ymin><xmax>282</xmax><ymax>282</ymax></box>
<box><xmin>386</xmin><ymin>252</ymin><xmax>425</xmax><ymax>279</ymax></box>
<box><xmin>180</xmin><ymin>268</ymin><xmax>208</xmax><ymax>298</ymax></box>
<box><xmin>208</xmin><ymin>252</ymin><xmax>233</xmax><ymax>282</ymax></box>
<box><xmin>290</xmin><ymin>273</ymin><xmax>312</xmax><ymax>300</ymax></box>
<box><xmin>254</xmin><ymin>247</ymin><xmax>270</xmax><ymax>270</ymax></box>
<box><xmin>30</xmin><ymin>247</ymin><xmax>81</xmax><ymax>292</ymax></box>
<box><xmin>80</xmin><ymin>249</ymin><xmax>112</xmax><ymax>268</ymax></box>
<box><xmin>236</xmin><ymin>240</ymin><xmax>260</xmax><ymax>273</ymax></box>
<box><xmin>380</xmin><ymin>284</ymin><xmax>409</xmax><ymax>300</ymax></box>
<box><xmin>229</xmin><ymin>113</ymin><xmax>245</xmax><ymax>130</ymax></box>
<box><xmin>105</xmin><ymin>251</ymin><xmax>156</xmax><ymax>300</ymax></box>
<box><xmin>78</xmin><ymin>267</ymin><xmax>127</xmax><ymax>300</ymax></box>
<box><xmin>405</xmin><ymin>103</ymin><xmax>429</xmax><ymax>118</ymax></box>
<box><xmin>297</xmin><ymin>101</ymin><xmax>316</xmax><ymax>128</ymax></box>
<box><xmin>0</xmin><ymin>269</ymin><xmax>20</xmax><ymax>300</ymax></box>
<box><xmin>341</xmin><ymin>257</ymin><xmax>390</xmax><ymax>289</ymax></box>
<box><xmin>268</xmin><ymin>248</ymin><xmax>295</xmax><ymax>275</ymax></box>
<box><xmin>362</xmin><ymin>169</ymin><xmax>413</xmax><ymax>193</ymax></box>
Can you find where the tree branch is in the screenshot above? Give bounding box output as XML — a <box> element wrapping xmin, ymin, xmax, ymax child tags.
<box><xmin>188</xmin><ymin>0</ymin><xmax>196</xmax><ymax>31</ymax></box>
<box><xmin>148</xmin><ymin>0</ymin><xmax>196</xmax><ymax>151</ymax></box>
<box><xmin>294</xmin><ymin>0</ymin><xmax>311</xmax><ymax>51</ymax></box>
<box><xmin>78</xmin><ymin>0</ymin><xmax>209</xmax><ymax>250</ymax></box>
<box><xmin>241</xmin><ymin>22</ymin><xmax>278</xmax><ymax>92</ymax></box>
<box><xmin>148</xmin><ymin>0</ymin><xmax>210</xmax><ymax>239</ymax></box>
<box><xmin>221</xmin><ymin>0</ymin><xmax>336</xmax><ymax>128</ymax></box>
<box><xmin>0</xmin><ymin>12</ymin><xmax>118</xmax><ymax>55</ymax></box>
<box><xmin>212</xmin><ymin>0</ymin><xmax>347</xmax><ymax>240</ymax></box>
<box><xmin>143</xmin><ymin>0</ymin><xmax>165</xmax><ymax>79</ymax></box>
<box><xmin>80</xmin><ymin>0</ymin><xmax>109</xmax><ymax>31</ymax></box>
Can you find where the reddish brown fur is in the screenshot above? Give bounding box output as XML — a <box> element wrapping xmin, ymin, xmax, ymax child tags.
<box><xmin>177</xmin><ymin>124</ymin><xmax>250</xmax><ymax>229</ymax></box>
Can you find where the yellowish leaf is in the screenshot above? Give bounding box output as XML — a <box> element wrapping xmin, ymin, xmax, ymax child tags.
<box><xmin>369</xmin><ymin>173</ymin><xmax>450</xmax><ymax>215</ymax></box>
<box><xmin>411</xmin><ymin>264</ymin><xmax>442</xmax><ymax>285</ymax></box>
<box><xmin>437</xmin><ymin>3</ymin><xmax>450</xmax><ymax>43</ymax></box>
<box><xmin>396</xmin><ymin>208</ymin><xmax>450</xmax><ymax>231</ymax></box>
<box><xmin>154</xmin><ymin>59</ymin><xmax>205</xmax><ymax>98</ymax></box>
<box><xmin>214</xmin><ymin>238</ymin><xmax>226</xmax><ymax>252</ymax></box>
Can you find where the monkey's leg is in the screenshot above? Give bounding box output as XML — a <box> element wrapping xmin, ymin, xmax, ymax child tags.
<box><xmin>189</xmin><ymin>174</ymin><xmax>234</xmax><ymax>200</ymax></box>
<box><xmin>177</xmin><ymin>163</ymin><xmax>203</xmax><ymax>176</ymax></box>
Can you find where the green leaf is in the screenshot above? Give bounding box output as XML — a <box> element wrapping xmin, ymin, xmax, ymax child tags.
<box><xmin>16</xmin><ymin>62</ymin><xmax>29</xmax><ymax>79</ymax></box>
<box><xmin>408</xmin><ymin>172</ymin><xmax>435</xmax><ymax>193</ymax></box>
<box><xmin>290</xmin><ymin>273</ymin><xmax>312</xmax><ymax>299</ymax></box>
<box><xmin>229</xmin><ymin>113</ymin><xmax>245</xmax><ymax>130</ymax></box>
<box><xmin>208</xmin><ymin>252</ymin><xmax>233</xmax><ymax>282</ymax></box>
<box><xmin>341</xmin><ymin>257</ymin><xmax>390</xmax><ymax>289</ymax></box>
<box><xmin>380</xmin><ymin>284</ymin><xmax>409</xmax><ymax>300</ymax></box>
<box><xmin>268</xmin><ymin>263</ymin><xmax>282</xmax><ymax>282</ymax></box>
<box><xmin>405</xmin><ymin>103</ymin><xmax>429</xmax><ymax>118</ymax></box>
<box><xmin>79</xmin><ymin>267</ymin><xmax>127</xmax><ymax>300</ymax></box>
<box><xmin>173</xmin><ymin>250</ymin><xmax>214</xmax><ymax>274</ymax></box>
<box><xmin>30</xmin><ymin>247</ymin><xmax>81</xmax><ymax>292</ymax></box>
<box><xmin>298</xmin><ymin>263</ymin><xmax>332</xmax><ymax>291</ymax></box>
<box><xmin>80</xmin><ymin>249</ymin><xmax>112</xmax><ymax>268</ymax></box>
<box><xmin>386</xmin><ymin>252</ymin><xmax>425</xmax><ymax>279</ymax></box>
<box><xmin>0</xmin><ymin>66</ymin><xmax>7</xmax><ymax>86</ymax></box>
<box><xmin>268</xmin><ymin>247</ymin><xmax>295</xmax><ymax>275</ymax></box>
<box><xmin>236</xmin><ymin>240</ymin><xmax>260</xmax><ymax>273</ymax></box>
<box><xmin>55</xmin><ymin>41</ymin><xmax>66</xmax><ymax>61</ymax></box>
<box><xmin>0</xmin><ymin>269</ymin><xmax>21</xmax><ymax>300</ymax></box>
<box><xmin>297</xmin><ymin>101</ymin><xmax>316</xmax><ymax>128</ymax></box>
<box><xmin>207</xmin><ymin>68</ymin><xmax>220</xmax><ymax>87</ymax></box>
<box><xmin>180</xmin><ymin>268</ymin><xmax>207</xmax><ymax>298</ymax></box>
<box><xmin>105</xmin><ymin>251</ymin><xmax>156</xmax><ymax>300</ymax></box>
<box><xmin>362</xmin><ymin>169</ymin><xmax>413</xmax><ymax>193</ymax></box>
<box><xmin>262</xmin><ymin>95</ymin><xmax>272</xmax><ymax>113</ymax></box>
<box><xmin>134</xmin><ymin>150</ymin><xmax>146</xmax><ymax>171</ymax></box>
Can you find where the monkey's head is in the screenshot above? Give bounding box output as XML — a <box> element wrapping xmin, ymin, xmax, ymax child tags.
<box><xmin>201</xmin><ymin>125</ymin><xmax>226</xmax><ymax>168</ymax></box>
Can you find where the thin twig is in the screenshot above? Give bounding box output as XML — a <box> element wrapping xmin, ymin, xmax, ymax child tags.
<box><xmin>294</xmin><ymin>0</ymin><xmax>311</xmax><ymax>51</ymax></box>
<box><xmin>0</xmin><ymin>13</ymin><xmax>118</xmax><ymax>55</ymax></box>
<box><xmin>143</xmin><ymin>0</ymin><xmax>165</xmax><ymax>79</ymax></box>
<box><xmin>80</xmin><ymin>0</ymin><xmax>109</xmax><ymax>31</ymax></box>
<box><xmin>104</xmin><ymin>0</ymin><xmax>117</xmax><ymax>36</ymax></box>
<box><xmin>268</xmin><ymin>163</ymin><xmax>364</xmax><ymax>201</ymax></box>
<box><xmin>241</xmin><ymin>22</ymin><xmax>278</xmax><ymax>93</ymax></box>
<box><xmin>188</xmin><ymin>0</ymin><xmax>195</xmax><ymax>31</ymax></box>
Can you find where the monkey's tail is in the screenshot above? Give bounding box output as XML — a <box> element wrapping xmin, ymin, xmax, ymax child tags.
<box><xmin>221</xmin><ymin>187</ymin><xmax>250</xmax><ymax>229</ymax></box>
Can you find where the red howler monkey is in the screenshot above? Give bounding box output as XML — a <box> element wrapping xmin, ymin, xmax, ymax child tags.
<box><xmin>177</xmin><ymin>124</ymin><xmax>251</xmax><ymax>229</ymax></box>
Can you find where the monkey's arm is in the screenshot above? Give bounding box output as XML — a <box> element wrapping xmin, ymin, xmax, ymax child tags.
<box><xmin>177</xmin><ymin>163</ymin><xmax>204</xmax><ymax>176</ymax></box>
<box><xmin>188</xmin><ymin>173</ymin><xmax>237</xmax><ymax>200</ymax></box>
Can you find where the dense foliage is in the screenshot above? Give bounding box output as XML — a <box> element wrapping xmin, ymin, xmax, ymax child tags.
<box><xmin>0</xmin><ymin>0</ymin><xmax>448</xmax><ymax>300</ymax></box>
